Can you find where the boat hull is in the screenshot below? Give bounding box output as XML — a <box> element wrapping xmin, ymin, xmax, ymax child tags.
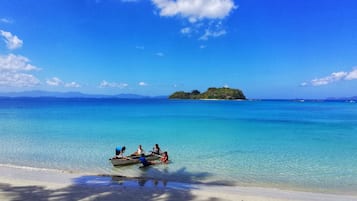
<box><xmin>111</xmin><ymin>155</ymin><xmax>160</xmax><ymax>166</ymax></box>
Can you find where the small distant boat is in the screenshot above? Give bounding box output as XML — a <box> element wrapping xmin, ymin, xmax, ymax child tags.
<box><xmin>110</xmin><ymin>154</ymin><xmax>160</xmax><ymax>166</ymax></box>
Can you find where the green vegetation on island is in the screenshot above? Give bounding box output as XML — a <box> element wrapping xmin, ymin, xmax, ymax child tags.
<box><xmin>169</xmin><ymin>87</ymin><xmax>246</xmax><ymax>100</ymax></box>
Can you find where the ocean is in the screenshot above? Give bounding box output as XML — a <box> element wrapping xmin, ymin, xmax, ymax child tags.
<box><xmin>0</xmin><ymin>98</ymin><xmax>356</xmax><ymax>194</ymax></box>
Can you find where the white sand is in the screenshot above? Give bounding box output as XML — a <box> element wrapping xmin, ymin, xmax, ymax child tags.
<box><xmin>0</xmin><ymin>165</ymin><xmax>356</xmax><ymax>201</ymax></box>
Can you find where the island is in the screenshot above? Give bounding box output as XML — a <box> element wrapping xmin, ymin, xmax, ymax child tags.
<box><xmin>169</xmin><ymin>87</ymin><xmax>246</xmax><ymax>100</ymax></box>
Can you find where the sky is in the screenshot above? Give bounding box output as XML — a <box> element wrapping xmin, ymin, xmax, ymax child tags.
<box><xmin>0</xmin><ymin>0</ymin><xmax>357</xmax><ymax>99</ymax></box>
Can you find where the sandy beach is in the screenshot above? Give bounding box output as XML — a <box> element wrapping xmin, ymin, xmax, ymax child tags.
<box><xmin>1</xmin><ymin>165</ymin><xmax>356</xmax><ymax>201</ymax></box>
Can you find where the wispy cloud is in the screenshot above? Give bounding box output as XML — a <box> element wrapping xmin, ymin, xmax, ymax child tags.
<box><xmin>181</xmin><ymin>27</ymin><xmax>192</xmax><ymax>35</ymax></box>
<box><xmin>300</xmin><ymin>82</ymin><xmax>308</xmax><ymax>87</ymax></box>
<box><xmin>99</xmin><ymin>80</ymin><xmax>129</xmax><ymax>88</ymax></box>
<box><xmin>46</xmin><ymin>77</ymin><xmax>81</xmax><ymax>88</ymax></box>
<box><xmin>0</xmin><ymin>18</ymin><xmax>13</xmax><ymax>24</ymax></box>
<box><xmin>0</xmin><ymin>54</ymin><xmax>40</xmax><ymax>87</ymax></box>
<box><xmin>199</xmin><ymin>29</ymin><xmax>226</xmax><ymax>40</ymax></box>
<box><xmin>345</xmin><ymin>68</ymin><xmax>357</xmax><ymax>80</ymax></box>
<box><xmin>65</xmin><ymin>81</ymin><xmax>81</xmax><ymax>88</ymax></box>
<box><xmin>138</xmin><ymin>81</ymin><xmax>148</xmax><ymax>86</ymax></box>
<box><xmin>311</xmin><ymin>72</ymin><xmax>347</xmax><ymax>86</ymax></box>
<box><xmin>0</xmin><ymin>30</ymin><xmax>23</xmax><ymax>50</ymax></box>
<box><xmin>152</xmin><ymin>0</ymin><xmax>236</xmax><ymax>40</ymax></box>
<box><xmin>155</xmin><ymin>52</ymin><xmax>164</xmax><ymax>57</ymax></box>
<box><xmin>301</xmin><ymin>68</ymin><xmax>357</xmax><ymax>86</ymax></box>
<box><xmin>121</xmin><ymin>0</ymin><xmax>139</xmax><ymax>2</ymax></box>
<box><xmin>46</xmin><ymin>77</ymin><xmax>64</xmax><ymax>86</ymax></box>
<box><xmin>135</xmin><ymin>46</ymin><xmax>145</xmax><ymax>50</ymax></box>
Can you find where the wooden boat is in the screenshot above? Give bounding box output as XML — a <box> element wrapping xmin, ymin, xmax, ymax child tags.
<box><xmin>110</xmin><ymin>154</ymin><xmax>160</xmax><ymax>166</ymax></box>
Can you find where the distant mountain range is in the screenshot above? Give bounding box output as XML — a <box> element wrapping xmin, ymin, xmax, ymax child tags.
<box><xmin>0</xmin><ymin>90</ymin><xmax>356</xmax><ymax>101</ymax></box>
<box><xmin>0</xmin><ymin>90</ymin><xmax>167</xmax><ymax>99</ymax></box>
<box><xmin>325</xmin><ymin>96</ymin><xmax>357</xmax><ymax>101</ymax></box>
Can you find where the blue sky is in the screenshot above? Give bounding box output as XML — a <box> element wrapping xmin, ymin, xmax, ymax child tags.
<box><xmin>0</xmin><ymin>0</ymin><xmax>357</xmax><ymax>98</ymax></box>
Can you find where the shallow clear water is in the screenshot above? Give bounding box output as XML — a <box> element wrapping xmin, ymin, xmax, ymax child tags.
<box><xmin>0</xmin><ymin>98</ymin><xmax>356</xmax><ymax>193</ymax></box>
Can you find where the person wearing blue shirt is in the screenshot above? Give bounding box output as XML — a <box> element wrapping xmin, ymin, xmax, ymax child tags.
<box><xmin>115</xmin><ymin>146</ymin><xmax>126</xmax><ymax>158</ymax></box>
<box><xmin>139</xmin><ymin>154</ymin><xmax>153</xmax><ymax>167</ymax></box>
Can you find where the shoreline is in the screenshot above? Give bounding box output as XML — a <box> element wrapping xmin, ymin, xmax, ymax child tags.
<box><xmin>1</xmin><ymin>165</ymin><xmax>356</xmax><ymax>201</ymax></box>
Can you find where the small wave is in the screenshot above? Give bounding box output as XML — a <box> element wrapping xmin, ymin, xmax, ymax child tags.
<box><xmin>0</xmin><ymin>163</ymin><xmax>81</xmax><ymax>174</ymax></box>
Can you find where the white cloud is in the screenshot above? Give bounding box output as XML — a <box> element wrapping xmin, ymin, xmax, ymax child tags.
<box><xmin>0</xmin><ymin>72</ymin><xmax>40</xmax><ymax>87</ymax></box>
<box><xmin>0</xmin><ymin>54</ymin><xmax>40</xmax><ymax>87</ymax></box>
<box><xmin>65</xmin><ymin>81</ymin><xmax>81</xmax><ymax>88</ymax></box>
<box><xmin>300</xmin><ymin>82</ymin><xmax>308</xmax><ymax>87</ymax></box>
<box><xmin>0</xmin><ymin>54</ymin><xmax>39</xmax><ymax>72</ymax></box>
<box><xmin>345</xmin><ymin>68</ymin><xmax>357</xmax><ymax>80</ymax></box>
<box><xmin>311</xmin><ymin>72</ymin><xmax>347</xmax><ymax>86</ymax></box>
<box><xmin>302</xmin><ymin>68</ymin><xmax>357</xmax><ymax>87</ymax></box>
<box><xmin>99</xmin><ymin>80</ymin><xmax>111</xmax><ymax>88</ymax></box>
<box><xmin>0</xmin><ymin>18</ymin><xmax>13</xmax><ymax>24</ymax></box>
<box><xmin>155</xmin><ymin>52</ymin><xmax>164</xmax><ymax>57</ymax></box>
<box><xmin>152</xmin><ymin>0</ymin><xmax>236</xmax><ymax>22</ymax></box>
<box><xmin>138</xmin><ymin>81</ymin><xmax>148</xmax><ymax>86</ymax></box>
<box><xmin>181</xmin><ymin>27</ymin><xmax>191</xmax><ymax>34</ymax></box>
<box><xmin>152</xmin><ymin>0</ymin><xmax>236</xmax><ymax>40</ymax></box>
<box><xmin>46</xmin><ymin>77</ymin><xmax>64</xmax><ymax>86</ymax></box>
<box><xmin>199</xmin><ymin>45</ymin><xmax>207</xmax><ymax>49</ymax></box>
<box><xmin>0</xmin><ymin>30</ymin><xmax>23</xmax><ymax>50</ymax></box>
<box><xmin>0</xmin><ymin>33</ymin><xmax>37</xmax><ymax>88</ymax></box>
<box><xmin>46</xmin><ymin>77</ymin><xmax>81</xmax><ymax>88</ymax></box>
<box><xmin>199</xmin><ymin>29</ymin><xmax>226</xmax><ymax>40</ymax></box>
<box><xmin>135</xmin><ymin>46</ymin><xmax>145</xmax><ymax>50</ymax></box>
<box><xmin>99</xmin><ymin>80</ymin><xmax>129</xmax><ymax>88</ymax></box>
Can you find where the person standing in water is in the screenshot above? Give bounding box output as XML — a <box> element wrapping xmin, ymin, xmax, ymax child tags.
<box><xmin>139</xmin><ymin>154</ymin><xmax>153</xmax><ymax>167</ymax></box>
<box><xmin>160</xmin><ymin>151</ymin><xmax>169</xmax><ymax>164</ymax></box>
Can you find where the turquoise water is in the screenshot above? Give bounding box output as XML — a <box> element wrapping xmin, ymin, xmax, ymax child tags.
<box><xmin>0</xmin><ymin>98</ymin><xmax>356</xmax><ymax>193</ymax></box>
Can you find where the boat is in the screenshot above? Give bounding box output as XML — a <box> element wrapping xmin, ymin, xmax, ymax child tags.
<box><xmin>110</xmin><ymin>154</ymin><xmax>161</xmax><ymax>166</ymax></box>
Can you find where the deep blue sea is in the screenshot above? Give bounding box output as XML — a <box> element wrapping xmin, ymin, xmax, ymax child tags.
<box><xmin>0</xmin><ymin>98</ymin><xmax>356</xmax><ymax>193</ymax></box>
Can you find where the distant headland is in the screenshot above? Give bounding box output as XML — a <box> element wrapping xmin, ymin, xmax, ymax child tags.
<box><xmin>169</xmin><ymin>87</ymin><xmax>246</xmax><ymax>100</ymax></box>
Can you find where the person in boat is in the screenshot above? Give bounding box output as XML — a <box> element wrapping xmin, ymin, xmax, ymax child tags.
<box><xmin>139</xmin><ymin>153</ymin><xmax>154</xmax><ymax>167</ymax></box>
<box><xmin>113</xmin><ymin>146</ymin><xmax>126</xmax><ymax>159</ymax></box>
<box><xmin>160</xmin><ymin>151</ymin><xmax>169</xmax><ymax>164</ymax></box>
<box><xmin>131</xmin><ymin>145</ymin><xmax>144</xmax><ymax>156</ymax></box>
<box><xmin>151</xmin><ymin>144</ymin><xmax>161</xmax><ymax>155</ymax></box>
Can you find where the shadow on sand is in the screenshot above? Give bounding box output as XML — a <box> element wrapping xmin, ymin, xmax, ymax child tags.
<box><xmin>0</xmin><ymin>167</ymin><xmax>235</xmax><ymax>201</ymax></box>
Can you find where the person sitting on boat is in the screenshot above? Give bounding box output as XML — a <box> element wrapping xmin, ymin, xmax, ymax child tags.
<box><xmin>131</xmin><ymin>145</ymin><xmax>145</xmax><ymax>156</ymax></box>
<box><xmin>160</xmin><ymin>151</ymin><xmax>169</xmax><ymax>164</ymax></box>
<box><xmin>151</xmin><ymin>144</ymin><xmax>161</xmax><ymax>155</ymax></box>
<box><xmin>139</xmin><ymin>153</ymin><xmax>154</xmax><ymax>167</ymax></box>
<box><xmin>113</xmin><ymin>146</ymin><xmax>126</xmax><ymax>159</ymax></box>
